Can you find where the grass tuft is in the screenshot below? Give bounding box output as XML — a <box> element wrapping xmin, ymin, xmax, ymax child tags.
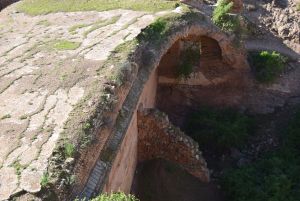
<box><xmin>64</xmin><ymin>142</ymin><xmax>75</xmax><ymax>158</ymax></box>
<box><xmin>41</xmin><ymin>172</ymin><xmax>50</xmax><ymax>187</ymax></box>
<box><xmin>68</xmin><ymin>23</ymin><xmax>90</xmax><ymax>34</ymax></box>
<box><xmin>1</xmin><ymin>114</ymin><xmax>11</xmax><ymax>120</ymax></box>
<box><xmin>12</xmin><ymin>161</ymin><xmax>24</xmax><ymax>176</ymax></box>
<box><xmin>51</xmin><ymin>40</ymin><xmax>81</xmax><ymax>50</ymax></box>
<box><xmin>212</xmin><ymin>0</ymin><xmax>240</xmax><ymax>33</ymax></box>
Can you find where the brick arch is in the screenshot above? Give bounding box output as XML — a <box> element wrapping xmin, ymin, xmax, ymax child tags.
<box><xmin>156</xmin><ymin>33</ymin><xmax>241</xmax><ymax>80</ymax></box>
<box><xmin>153</xmin><ymin>24</ymin><xmax>249</xmax><ymax>76</ymax></box>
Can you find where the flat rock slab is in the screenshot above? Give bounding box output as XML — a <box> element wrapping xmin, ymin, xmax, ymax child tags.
<box><xmin>0</xmin><ymin>3</ymin><xmax>165</xmax><ymax>200</ymax></box>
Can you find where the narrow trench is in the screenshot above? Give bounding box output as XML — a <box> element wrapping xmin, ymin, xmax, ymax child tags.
<box><xmin>130</xmin><ymin>35</ymin><xmax>300</xmax><ymax>201</ymax></box>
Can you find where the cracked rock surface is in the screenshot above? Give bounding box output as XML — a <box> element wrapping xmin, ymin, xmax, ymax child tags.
<box><xmin>0</xmin><ymin>3</ymin><xmax>163</xmax><ymax>200</ymax></box>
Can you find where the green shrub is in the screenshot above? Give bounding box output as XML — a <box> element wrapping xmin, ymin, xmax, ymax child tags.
<box><xmin>177</xmin><ymin>45</ymin><xmax>200</xmax><ymax>79</ymax></box>
<box><xmin>186</xmin><ymin>107</ymin><xmax>253</xmax><ymax>152</ymax></box>
<box><xmin>221</xmin><ymin>108</ymin><xmax>300</xmax><ymax>201</ymax></box>
<box><xmin>90</xmin><ymin>192</ymin><xmax>139</xmax><ymax>201</ymax></box>
<box><xmin>212</xmin><ymin>0</ymin><xmax>240</xmax><ymax>33</ymax></box>
<box><xmin>249</xmin><ymin>51</ymin><xmax>286</xmax><ymax>83</ymax></box>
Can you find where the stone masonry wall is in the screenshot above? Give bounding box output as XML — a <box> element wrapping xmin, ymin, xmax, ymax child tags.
<box><xmin>137</xmin><ymin>109</ymin><xmax>210</xmax><ymax>182</ymax></box>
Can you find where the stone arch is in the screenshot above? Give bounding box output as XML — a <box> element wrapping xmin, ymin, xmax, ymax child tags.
<box><xmin>134</xmin><ymin>26</ymin><xmax>249</xmax><ymax>184</ymax></box>
<box><xmin>157</xmin><ymin>34</ymin><xmax>232</xmax><ymax>80</ymax></box>
<box><xmin>151</xmin><ymin>24</ymin><xmax>248</xmax><ymax>76</ymax></box>
<box><xmin>78</xmin><ymin>20</ymin><xmax>250</xmax><ymax>200</ymax></box>
<box><xmin>154</xmin><ymin>28</ymin><xmax>249</xmax><ymax>91</ymax></box>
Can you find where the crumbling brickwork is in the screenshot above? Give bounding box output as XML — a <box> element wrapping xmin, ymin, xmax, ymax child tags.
<box><xmin>137</xmin><ymin>109</ymin><xmax>210</xmax><ymax>182</ymax></box>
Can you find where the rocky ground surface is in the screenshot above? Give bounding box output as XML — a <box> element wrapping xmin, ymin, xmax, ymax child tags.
<box><xmin>0</xmin><ymin>3</ymin><xmax>168</xmax><ymax>200</ymax></box>
<box><xmin>243</xmin><ymin>0</ymin><xmax>299</xmax><ymax>53</ymax></box>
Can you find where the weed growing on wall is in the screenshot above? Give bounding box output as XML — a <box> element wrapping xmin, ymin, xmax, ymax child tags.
<box><xmin>212</xmin><ymin>0</ymin><xmax>240</xmax><ymax>33</ymax></box>
<box><xmin>64</xmin><ymin>142</ymin><xmax>75</xmax><ymax>158</ymax></box>
<box><xmin>177</xmin><ymin>44</ymin><xmax>200</xmax><ymax>79</ymax></box>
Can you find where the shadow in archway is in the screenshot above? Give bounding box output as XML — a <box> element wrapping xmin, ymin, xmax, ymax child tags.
<box><xmin>131</xmin><ymin>159</ymin><xmax>224</xmax><ymax>201</ymax></box>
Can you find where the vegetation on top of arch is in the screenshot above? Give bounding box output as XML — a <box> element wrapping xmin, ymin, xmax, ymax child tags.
<box><xmin>137</xmin><ymin>9</ymin><xmax>204</xmax><ymax>43</ymax></box>
<box><xmin>212</xmin><ymin>0</ymin><xmax>241</xmax><ymax>33</ymax></box>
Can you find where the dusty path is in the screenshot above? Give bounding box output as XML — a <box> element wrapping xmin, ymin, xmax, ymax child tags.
<box><xmin>0</xmin><ymin>3</ymin><xmax>169</xmax><ymax>200</ymax></box>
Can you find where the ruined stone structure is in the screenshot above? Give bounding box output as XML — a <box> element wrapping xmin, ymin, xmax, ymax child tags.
<box><xmin>76</xmin><ymin>14</ymin><xmax>249</xmax><ymax>200</ymax></box>
<box><xmin>137</xmin><ymin>109</ymin><xmax>209</xmax><ymax>181</ymax></box>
